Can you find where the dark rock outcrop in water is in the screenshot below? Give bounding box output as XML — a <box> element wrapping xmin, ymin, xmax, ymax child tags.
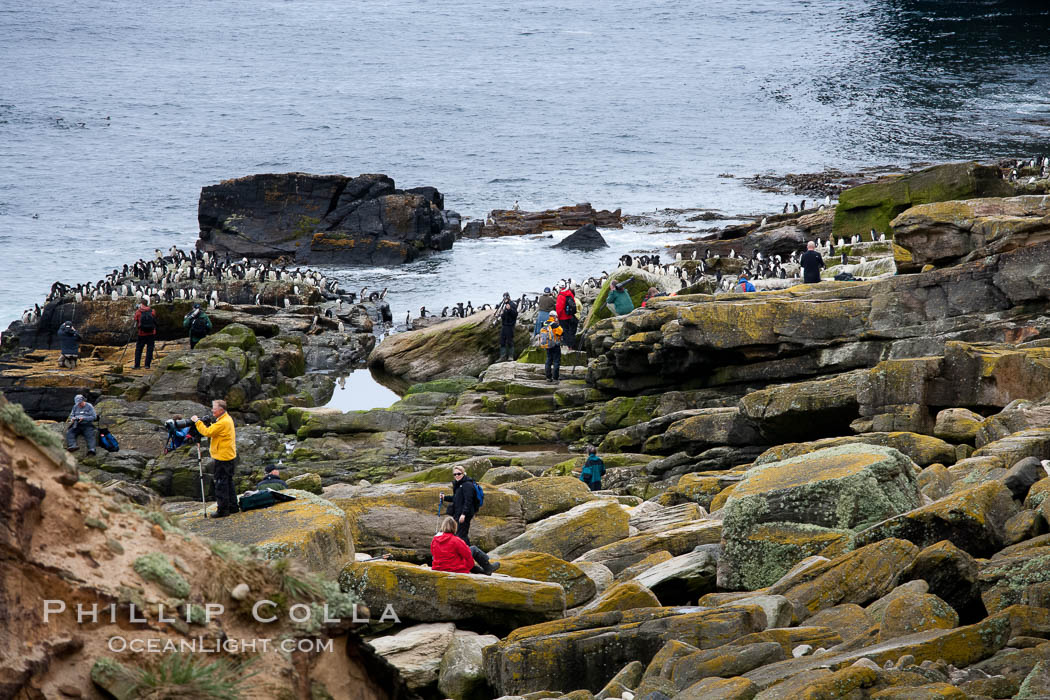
<box><xmin>196</xmin><ymin>172</ymin><xmax>460</xmax><ymax>264</ymax></box>
<box><xmin>461</xmin><ymin>202</ymin><xmax>622</xmax><ymax>238</ymax></box>
<box><xmin>552</xmin><ymin>223</ymin><xmax>609</xmax><ymax>251</ymax></box>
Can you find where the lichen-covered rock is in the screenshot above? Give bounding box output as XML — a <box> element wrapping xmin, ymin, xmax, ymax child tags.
<box><xmin>483</xmin><ymin>605</ymin><xmax>768</xmax><ymax>696</ymax></box>
<box><xmin>769</xmin><ymin>538</ymin><xmax>920</xmax><ymax>621</ymax></box>
<box><xmin>180</xmin><ymin>489</ymin><xmax>354</xmax><ymax>577</ymax></box>
<box><xmin>369</xmin><ymin>311</ymin><xmax>531</xmax><ymax>383</ymax></box>
<box><xmin>578</xmin><ymin>580</ymin><xmax>661</xmax><ymax>614</ymax></box>
<box><xmin>632</xmin><ymin>549</ymin><xmax>718</xmax><ymax>605</ymax></box>
<box><xmin>979</xmin><ymin>551</ymin><xmax>1050</xmax><ymax>614</ymax></box>
<box><xmin>490</xmin><ymin>500</ymin><xmax>630</xmax><ymax>561</ymax></box>
<box><xmin>194</xmin><ymin>322</ymin><xmax>259</xmax><ymax>351</ymax></box>
<box><xmin>805</xmin><ymin>604</ymin><xmax>872</xmax><ymax>645</ymax></box>
<box><xmin>900</xmin><ymin>540</ymin><xmax>984</xmax><ymax>624</ymax></box>
<box><xmin>854</xmin><ymin>481</ymin><xmax>1019</xmax><ymax>557</ymax></box>
<box><xmin>328</xmin><ymin>483</ymin><xmax>524</xmax><ymax>560</ymax></box>
<box><xmin>502</xmin><ymin>476</ymin><xmax>596</xmax><ymax>522</ymax></box>
<box><xmin>339</xmin><ymin>560</ymin><xmax>564</xmax><ymax>631</ymax></box>
<box><xmin>675</xmin><ymin>676</ymin><xmax>758</xmax><ymax>700</ymax></box>
<box><xmin>878</xmin><ymin>593</ymin><xmax>959</xmax><ymax>641</ymax></box>
<box><xmin>671</xmin><ymin>641</ymin><xmax>783</xmax><ymax>693</ymax></box>
<box><xmin>418</xmin><ymin>413</ymin><xmax>563</xmax><ymax>447</ymax></box>
<box><xmin>629</xmin><ymin>502</ymin><xmax>705</xmax><ymax>534</ymax></box>
<box><xmin>739</xmin><ymin>370</ymin><xmax>866</xmax><ymax>443</ymax></box>
<box><xmin>934</xmin><ymin>407</ymin><xmax>984</xmax><ymax>444</ymax></box>
<box><xmin>480</xmin><ymin>465</ymin><xmax>535</xmax><ymax>485</ymax></box>
<box><xmin>497</xmin><ymin>551</ymin><xmax>597</xmax><ymax>607</ymax></box>
<box><xmin>438</xmin><ymin>630</ymin><xmax>499</xmax><ymax>700</ymax></box>
<box><xmin>289</xmin><ymin>406</ymin><xmax>409</xmax><ymax>440</ymax></box>
<box><xmin>285</xmin><ymin>472</ymin><xmax>322</xmax><ymax>494</ymax></box>
<box><xmin>662</xmin><ymin>472</ymin><xmax>742</xmax><ymax>510</ymax></box>
<box><xmin>574</xmin><ymin>520</ymin><xmax>723</xmax><ymax>575</ymax></box>
<box><xmin>834</xmin><ymin>161</ymin><xmax>1012</xmax><ymax>241</ymax></box>
<box><xmin>718</xmin><ymin>444</ymin><xmax>921</xmax><ymax>590</ymax></box>
<box><xmin>1018</xmin><ymin>660</ymin><xmax>1050</xmax><ymax>699</ymax></box>
<box><xmin>754</xmin><ymin>432</ymin><xmax>954</xmax><ymax>468</ymax></box>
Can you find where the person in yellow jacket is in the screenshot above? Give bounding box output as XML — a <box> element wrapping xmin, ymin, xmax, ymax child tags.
<box><xmin>191</xmin><ymin>399</ymin><xmax>239</xmax><ymax>517</ymax></box>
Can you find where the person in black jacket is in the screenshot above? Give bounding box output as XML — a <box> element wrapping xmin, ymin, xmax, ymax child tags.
<box><xmin>57</xmin><ymin>321</ymin><xmax>81</xmax><ymax>368</ymax></box>
<box><xmin>496</xmin><ymin>292</ymin><xmax>518</xmax><ymax>362</ymax></box>
<box><xmin>441</xmin><ymin>466</ymin><xmax>478</xmax><ymax>544</ymax></box>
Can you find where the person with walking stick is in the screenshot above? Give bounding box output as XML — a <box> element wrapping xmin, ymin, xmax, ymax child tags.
<box><xmin>191</xmin><ymin>399</ymin><xmax>238</xmax><ymax>518</ymax></box>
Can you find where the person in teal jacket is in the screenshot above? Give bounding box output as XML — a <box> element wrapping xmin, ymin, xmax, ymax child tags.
<box><xmin>580</xmin><ymin>445</ymin><xmax>607</xmax><ymax>491</ymax></box>
<box><xmin>606</xmin><ymin>280</ymin><xmax>635</xmax><ymax>316</ymax></box>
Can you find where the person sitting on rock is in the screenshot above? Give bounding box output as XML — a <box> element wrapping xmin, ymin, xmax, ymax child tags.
<box><xmin>641</xmin><ymin>287</ymin><xmax>661</xmax><ymax>307</ymax></box>
<box><xmin>605</xmin><ymin>280</ymin><xmax>635</xmax><ymax>316</ymax></box>
<box><xmin>430</xmin><ymin>516</ymin><xmax>500</xmax><ymax>575</ymax></box>
<box><xmin>442</xmin><ymin>466</ymin><xmax>480</xmax><ymax>544</ymax></box>
<box><xmin>57</xmin><ymin>321</ymin><xmax>81</xmax><ymax>369</ymax></box>
<box><xmin>736</xmin><ymin>275</ymin><xmax>756</xmax><ymax>292</ymax></box>
<box><xmin>183</xmin><ymin>303</ymin><xmax>212</xmax><ymax>349</ymax></box>
<box><xmin>580</xmin><ymin>445</ymin><xmax>607</xmax><ymax>491</ymax></box>
<box><xmin>65</xmin><ymin>394</ymin><xmax>97</xmax><ymax>455</ymax></box>
<box><xmin>256</xmin><ymin>467</ymin><xmax>288</xmax><ymax>491</ymax></box>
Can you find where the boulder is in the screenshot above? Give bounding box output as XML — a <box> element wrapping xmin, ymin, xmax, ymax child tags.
<box><xmin>483</xmin><ymin>606</ymin><xmax>769</xmax><ymax>696</ymax></box>
<box><xmin>491</xmin><ymin>500</ymin><xmax>630</xmax><ymax>561</ymax></box>
<box><xmin>632</xmin><ymin>548</ymin><xmax>719</xmax><ymax>605</ymax></box>
<box><xmin>497</xmin><ymin>551</ymin><xmax>597</xmax><ymax>607</ymax></box>
<box><xmin>327</xmin><ymin>483</ymin><xmax>524</xmax><ymax>560</ymax></box>
<box><xmin>578</xmin><ymin>580</ymin><xmax>662</xmax><ymax>614</ymax></box>
<box><xmin>338</xmin><ymin>560</ymin><xmax>565</xmax><ymax>631</ymax></box>
<box><xmin>368</xmin><ymin>623</ymin><xmax>456</xmax><ymax>690</ymax></box>
<box><xmin>854</xmin><ymin>481</ymin><xmax>1019</xmax><ymax>557</ymax></box>
<box><xmin>369</xmin><ymin>311</ymin><xmax>532</xmax><ymax>384</ymax></box>
<box><xmin>671</xmin><ymin>641</ymin><xmax>784</xmax><ymax>692</ymax></box>
<box><xmin>979</xmin><ymin>550</ymin><xmax>1050</xmax><ymax>614</ymax></box>
<box><xmin>832</xmin><ymin>161</ymin><xmax>1013</xmax><ymax>241</ymax></box>
<box><xmin>738</xmin><ymin>371</ymin><xmax>866</xmax><ymax>443</ymax></box>
<box><xmin>288</xmin><ymin>406</ymin><xmax>409</xmax><ymax>439</ymax></box>
<box><xmin>878</xmin><ymin>593</ymin><xmax>959</xmax><ymax>641</ymax></box>
<box><xmin>438</xmin><ymin>630</ymin><xmax>499</xmax><ymax>700</ymax></box>
<box><xmin>574</xmin><ymin>520</ymin><xmax>723</xmax><ymax>575</ymax></box>
<box><xmin>804</xmin><ymin>604</ymin><xmax>873</xmax><ymax>645</ymax></box>
<box><xmin>933</xmin><ymin>407</ymin><xmax>984</xmax><ymax>443</ymax></box>
<box><xmin>675</xmin><ymin>676</ymin><xmax>758</xmax><ymax>700</ymax></box>
<box><xmin>629</xmin><ymin>502</ymin><xmax>705</xmax><ymax>534</ymax></box>
<box><xmin>179</xmin><ymin>489</ymin><xmax>353</xmax><ymax>577</ymax></box>
<box><xmin>754</xmin><ymin>432</ymin><xmax>955</xmax><ymax>469</ymax></box>
<box><xmin>197</xmin><ymin>172</ymin><xmax>457</xmax><ymax>264</ymax></box>
<box><xmin>576</xmin><ymin>561</ymin><xmax>615</xmax><ymax>595</ymax></box>
<box><xmin>718</xmin><ymin>444</ymin><xmax>922</xmax><ymax>590</ymax></box>
<box><xmin>769</xmin><ymin>538</ymin><xmax>920</xmax><ymax>621</ymax></box>
<box><xmin>552</xmin><ymin>223</ymin><xmax>609</xmax><ymax>250</ymax></box>
<box><xmin>900</xmin><ymin>540</ymin><xmax>984</xmax><ymax>623</ymax></box>
<box><xmin>891</xmin><ymin>194</ymin><xmax>1050</xmax><ymax>269</ymax></box>
<box><xmin>1019</xmin><ymin>660</ymin><xmax>1050</xmax><ymax>699</ymax></box>
<box><xmin>284</xmin><ymin>472</ymin><xmax>322</xmax><ymax>494</ymax></box>
<box><xmin>480</xmin><ymin>466</ymin><xmax>535</xmax><ymax>485</ymax></box>
<box><xmin>502</xmin><ymin>476</ymin><xmax>596</xmax><ymax>522</ymax></box>
<box><xmin>473</xmin><ymin>202</ymin><xmax>622</xmax><ymax>237</ymax></box>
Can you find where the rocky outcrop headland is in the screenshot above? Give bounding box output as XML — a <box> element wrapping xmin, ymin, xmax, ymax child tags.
<box><xmin>6</xmin><ymin>159</ymin><xmax>1050</xmax><ymax>698</ymax></box>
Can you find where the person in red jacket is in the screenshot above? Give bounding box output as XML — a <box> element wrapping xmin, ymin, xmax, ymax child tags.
<box><xmin>555</xmin><ymin>287</ymin><xmax>579</xmax><ymax>349</ymax></box>
<box><xmin>133</xmin><ymin>299</ymin><xmax>158</xmax><ymax>369</ymax></box>
<box><xmin>430</xmin><ymin>516</ymin><xmax>500</xmax><ymax>574</ymax></box>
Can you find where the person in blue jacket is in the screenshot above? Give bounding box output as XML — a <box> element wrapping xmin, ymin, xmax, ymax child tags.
<box><xmin>736</xmin><ymin>275</ymin><xmax>756</xmax><ymax>292</ymax></box>
<box><xmin>580</xmin><ymin>445</ymin><xmax>607</xmax><ymax>491</ymax></box>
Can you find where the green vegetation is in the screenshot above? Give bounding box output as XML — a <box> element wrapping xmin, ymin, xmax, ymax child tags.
<box><xmin>132</xmin><ymin>653</ymin><xmax>259</xmax><ymax>699</ymax></box>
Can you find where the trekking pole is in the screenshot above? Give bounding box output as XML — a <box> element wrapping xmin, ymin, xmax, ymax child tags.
<box><xmin>115</xmin><ymin>323</ymin><xmax>136</xmax><ymax>369</ymax></box>
<box><xmin>197</xmin><ymin>442</ymin><xmax>208</xmax><ymax>519</ymax></box>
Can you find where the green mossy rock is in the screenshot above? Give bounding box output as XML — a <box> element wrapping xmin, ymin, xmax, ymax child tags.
<box><xmin>833</xmin><ymin>161</ymin><xmax>1012</xmax><ymax>241</ymax></box>
<box><xmin>338</xmin><ymin>559</ymin><xmax>565</xmax><ymax>631</ymax></box>
<box><xmin>384</xmin><ymin>458</ymin><xmax>492</xmax><ymax>485</ymax></box>
<box><xmin>480</xmin><ymin>465</ymin><xmax>535</xmax><ymax>485</ymax></box>
<box><xmin>180</xmin><ymin>489</ymin><xmax>354</xmax><ymax>577</ymax></box>
<box><xmin>718</xmin><ymin>444</ymin><xmax>922</xmax><ymax>590</ymax></box>
<box><xmin>132</xmin><ymin>552</ymin><xmax>191</xmax><ymax>598</ymax></box>
<box><xmin>406</xmin><ymin>376</ymin><xmax>479</xmax><ymax>395</ymax></box>
<box><xmin>491</xmin><ymin>500</ymin><xmax>630</xmax><ymax>561</ymax></box>
<box><xmin>498</xmin><ymin>551</ymin><xmax>597</xmax><ymax>607</ymax></box>
<box><xmin>285</xmin><ymin>472</ymin><xmax>322</xmax><ymax>494</ymax></box>
<box><xmin>290</xmin><ymin>407</ymin><xmax>409</xmax><ymax>440</ymax></box>
<box><xmin>578</xmin><ymin>580</ymin><xmax>661</xmax><ymax>614</ymax></box>
<box><xmin>194</xmin><ymin>322</ymin><xmax>259</xmax><ymax>351</ymax></box>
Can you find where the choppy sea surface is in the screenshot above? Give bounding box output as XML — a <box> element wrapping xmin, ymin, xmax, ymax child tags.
<box><xmin>2</xmin><ymin>0</ymin><xmax>1049</xmax><ymax>326</ymax></box>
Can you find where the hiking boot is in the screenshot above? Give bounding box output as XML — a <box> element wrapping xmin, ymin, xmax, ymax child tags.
<box><xmin>486</xmin><ymin>561</ymin><xmax>500</xmax><ymax>574</ymax></box>
<box><xmin>87</xmin><ymin>450</ymin><xmax>96</xmax><ymax>456</ymax></box>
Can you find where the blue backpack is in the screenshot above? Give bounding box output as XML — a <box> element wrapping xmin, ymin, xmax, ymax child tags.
<box><xmin>472</xmin><ymin>482</ymin><xmax>484</xmax><ymax>511</ymax></box>
<box><xmin>98</xmin><ymin>428</ymin><xmax>119</xmax><ymax>453</ymax></box>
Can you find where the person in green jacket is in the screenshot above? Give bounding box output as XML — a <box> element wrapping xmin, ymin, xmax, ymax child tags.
<box><xmin>183</xmin><ymin>303</ymin><xmax>212</xmax><ymax>349</ymax></box>
<box><xmin>606</xmin><ymin>280</ymin><xmax>635</xmax><ymax>316</ymax></box>
<box><xmin>580</xmin><ymin>445</ymin><xmax>607</xmax><ymax>491</ymax></box>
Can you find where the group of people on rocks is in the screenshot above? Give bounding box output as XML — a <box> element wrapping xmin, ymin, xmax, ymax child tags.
<box><xmin>53</xmin><ymin>298</ymin><xmax>213</xmax><ymax>371</ymax></box>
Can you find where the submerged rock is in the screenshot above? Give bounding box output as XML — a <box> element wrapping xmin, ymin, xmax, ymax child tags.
<box><xmin>552</xmin><ymin>223</ymin><xmax>609</xmax><ymax>251</ymax></box>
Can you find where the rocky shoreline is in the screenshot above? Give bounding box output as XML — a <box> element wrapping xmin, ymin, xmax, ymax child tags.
<box><xmin>6</xmin><ymin>159</ymin><xmax>1050</xmax><ymax>698</ymax></box>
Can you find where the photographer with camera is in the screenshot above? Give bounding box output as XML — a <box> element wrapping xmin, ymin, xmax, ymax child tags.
<box><xmin>183</xmin><ymin>302</ymin><xmax>212</xmax><ymax>349</ymax></box>
<box><xmin>191</xmin><ymin>400</ymin><xmax>238</xmax><ymax>518</ymax></box>
<box><xmin>57</xmin><ymin>321</ymin><xmax>81</xmax><ymax>369</ymax></box>
<box><xmin>65</xmin><ymin>394</ymin><xmax>97</xmax><ymax>455</ymax></box>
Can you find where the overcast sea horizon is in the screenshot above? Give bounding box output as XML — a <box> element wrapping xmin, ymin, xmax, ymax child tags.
<box><xmin>2</xmin><ymin>0</ymin><xmax>1049</xmax><ymax>326</ymax></box>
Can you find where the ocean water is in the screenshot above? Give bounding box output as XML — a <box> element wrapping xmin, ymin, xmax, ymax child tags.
<box><xmin>2</xmin><ymin>0</ymin><xmax>1049</xmax><ymax>326</ymax></box>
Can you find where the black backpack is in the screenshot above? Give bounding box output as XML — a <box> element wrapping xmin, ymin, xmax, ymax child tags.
<box><xmin>564</xmin><ymin>295</ymin><xmax>577</xmax><ymax>316</ymax></box>
<box><xmin>138</xmin><ymin>308</ymin><xmax>157</xmax><ymax>331</ymax></box>
<box><xmin>190</xmin><ymin>313</ymin><xmax>209</xmax><ymax>336</ymax></box>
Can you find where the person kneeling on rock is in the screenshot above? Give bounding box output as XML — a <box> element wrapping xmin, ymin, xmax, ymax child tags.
<box><xmin>431</xmin><ymin>516</ymin><xmax>500</xmax><ymax>575</ymax></box>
